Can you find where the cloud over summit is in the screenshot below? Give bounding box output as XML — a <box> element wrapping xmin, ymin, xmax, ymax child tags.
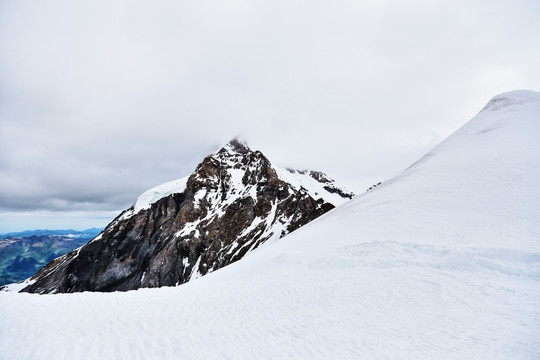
<box><xmin>0</xmin><ymin>0</ymin><xmax>539</xmax><ymax>231</ymax></box>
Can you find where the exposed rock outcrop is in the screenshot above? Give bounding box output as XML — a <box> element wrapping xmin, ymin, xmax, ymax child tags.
<box><xmin>20</xmin><ymin>140</ymin><xmax>354</xmax><ymax>293</ymax></box>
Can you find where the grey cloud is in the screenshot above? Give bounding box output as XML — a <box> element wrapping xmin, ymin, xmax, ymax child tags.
<box><xmin>0</xmin><ymin>0</ymin><xmax>539</xmax><ymax>231</ymax></box>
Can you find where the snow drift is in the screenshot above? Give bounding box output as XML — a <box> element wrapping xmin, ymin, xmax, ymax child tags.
<box><xmin>1</xmin><ymin>90</ymin><xmax>539</xmax><ymax>359</ymax></box>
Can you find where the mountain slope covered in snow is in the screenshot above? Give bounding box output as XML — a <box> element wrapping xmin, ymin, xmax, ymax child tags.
<box><xmin>1</xmin><ymin>90</ymin><xmax>539</xmax><ymax>359</ymax></box>
<box><xmin>15</xmin><ymin>139</ymin><xmax>353</xmax><ymax>293</ymax></box>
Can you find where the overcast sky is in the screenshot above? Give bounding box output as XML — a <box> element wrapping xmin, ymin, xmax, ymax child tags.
<box><xmin>0</xmin><ymin>0</ymin><xmax>539</xmax><ymax>233</ymax></box>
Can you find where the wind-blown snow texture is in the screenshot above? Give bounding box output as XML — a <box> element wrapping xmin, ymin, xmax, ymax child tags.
<box><xmin>1</xmin><ymin>90</ymin><xmax>539</xmax><ymax>359</ymax></box>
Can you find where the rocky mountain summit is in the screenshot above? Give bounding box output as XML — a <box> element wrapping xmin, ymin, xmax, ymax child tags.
<box><xmin>18</xmin><ymin>140</ymin><xmax>354</xmax><ymax>293</ymax></box>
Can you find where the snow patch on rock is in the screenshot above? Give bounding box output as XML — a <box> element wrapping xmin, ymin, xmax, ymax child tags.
<box><xmin>133</xmin><ymin>177</ymin><xmax>188</xmax><ymax>213</ymax></box>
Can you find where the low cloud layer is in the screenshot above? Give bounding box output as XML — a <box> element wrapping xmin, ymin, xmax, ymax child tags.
<box><xmin>1</xmin><ymin>0</ymin><xmax>539</xmax><ymax>231</ymax></box>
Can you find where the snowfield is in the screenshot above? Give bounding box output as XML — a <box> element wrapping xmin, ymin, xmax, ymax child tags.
<box><xmin>1</xmin><ymin>90</ymin><xmax>539</xmax><ymax>359</ymax></box>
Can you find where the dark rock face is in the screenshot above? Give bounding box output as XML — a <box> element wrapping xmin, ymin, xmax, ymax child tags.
<box><xmin>20</xmin><ymin>141</ymin><xmax>353</xmax><ymax>294</ymax></box>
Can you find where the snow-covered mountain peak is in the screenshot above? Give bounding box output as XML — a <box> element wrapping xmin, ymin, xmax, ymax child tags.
<box><xmin>211</xmin><ymin>138</ymin><xmax>255</xmax><ymax>162</ymax></box>
<box><xmin>130</xmin><ymin>140</ymin><xmax>354</xmax><ymax>219</ymax></box>
<box><xmin>130</xmin><ymin>140</ymin><xmax>265</xmax><ymax>216</ymax></box>
<box><xmin>18</xmin><ymin>139</ymin><xmax>354</xmax><ymax>293</ymax></box>
<box><xmin>187</xmin><ymin>139</ymin><xmax>276</xmax><ymax>193</ymax></box>
<box><xmin>480</xmin><ymin>89</ymin><xmax>540</xmax><ymax>113</ymax></box>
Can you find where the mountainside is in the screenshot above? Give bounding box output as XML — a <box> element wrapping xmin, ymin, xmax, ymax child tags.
<box><xmin>0</xmin><ymin>234</ymin><xmax>94</xmax><ymax>286</ymax></box>
<box><xmin>1</xmin><ymin>90</ymin><xmax>538</xmax><ymax>359</ymax></box>
<box><xmin>18</xmin><ymin>139</ymin><xmax>353</xmax><ymax>293</ymax></box>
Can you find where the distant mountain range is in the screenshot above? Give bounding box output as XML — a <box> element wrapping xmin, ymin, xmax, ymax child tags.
<box><xmin>0</xmin><ymin>229</ymin><xmax>102</xmax><ymax>286</ymax></box>
<box><xmin>0</xmin><ymin>228</ymin><xmax>102</xmax><ymax>239</ymax></box>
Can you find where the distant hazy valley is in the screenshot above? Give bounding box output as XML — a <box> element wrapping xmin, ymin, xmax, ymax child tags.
<box><xmin>0</xmin><ymin>229</ymin><xmax>101</xmax><ymax>286</ymax></box>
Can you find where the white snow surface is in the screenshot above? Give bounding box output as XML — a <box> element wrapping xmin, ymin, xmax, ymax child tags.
<box><xmin>1</xmin><ymin>90</ymin><xmax>540</xmax><ymax>359</ymax></box>
<box><xmin>133</xmin><ymin>176</ymin><xmax>188</xmax><ymax>213</ymax></box>
<box><xmin>274</xmin><ymin>166</ymin><xmax>353</xmax><ymax>206</ymax></box>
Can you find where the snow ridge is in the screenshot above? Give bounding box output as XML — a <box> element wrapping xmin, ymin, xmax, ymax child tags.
<box><xmin>134</xmin><ymin>177</ymin><xmax>188</xmax><ymax>213</ymax></box>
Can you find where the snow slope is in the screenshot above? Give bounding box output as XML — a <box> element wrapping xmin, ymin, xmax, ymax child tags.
<box><xmin>274</xmin><ymin>166</ymin><xmax>354</xmax><ymax>206</ymax></box>
<box><xmin>133</xmin><ymin>177</ymin><xmax>188</xmax><ymax>213</ymax></box>
<box><xmin>1</xmin><ymin>90</ymin><xmax>539</xmax><ymax>359</ymax></box>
